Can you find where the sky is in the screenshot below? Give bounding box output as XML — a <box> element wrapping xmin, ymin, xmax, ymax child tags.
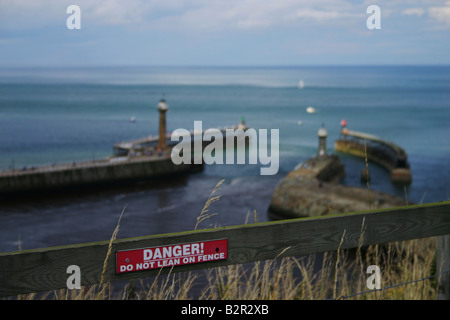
<box><xmin>0</xmin><ymin>0</ymin><xmax>449</xmax><ymax>66</ymax></box>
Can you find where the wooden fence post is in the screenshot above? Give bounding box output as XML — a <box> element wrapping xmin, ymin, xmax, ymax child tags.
<box><xmin>437</xmin><ymin>235</ymin><xmax>450</xmax><ymax>300</ymax></box>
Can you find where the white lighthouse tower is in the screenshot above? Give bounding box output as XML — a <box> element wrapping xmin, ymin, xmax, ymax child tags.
<box><xmin>317</xmin><ymin>125</ymin><xmax>328</xmax><ymax>159</ymax></box>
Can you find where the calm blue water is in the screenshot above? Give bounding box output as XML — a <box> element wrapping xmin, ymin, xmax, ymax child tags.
<box><xmin>0</xmin><ymin>66</ymin><xmax>449</xmax><ymax>252</ymax></box>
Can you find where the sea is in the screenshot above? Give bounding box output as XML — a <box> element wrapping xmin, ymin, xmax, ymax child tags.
<box><xmin>0</xmin><ymin>65</ymin><xmax>449</xmax><ymax>254</ymax></box>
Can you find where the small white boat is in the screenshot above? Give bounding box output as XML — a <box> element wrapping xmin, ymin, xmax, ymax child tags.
<box><xmin>298</xmin><ymin>80</ymin><xmax>305</xmax><ymax>89</ymax></box>
<box><xmin>306</xmin><ymin>107</ymin><xmax>316</xmax><ymax>114</ymax></box>
<box><xmin>297</xmin><ymin>120</ymin><xmax>303</xmax><ymax>126</ymax></box>
<box><xmin>129</xmin><ymin>116</ymin><xmax>136</xmax><ymax>123</ymax></box>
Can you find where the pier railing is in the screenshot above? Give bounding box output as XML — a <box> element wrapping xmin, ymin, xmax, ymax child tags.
<box><xmin>0</xmin><ymin>201</ymin><xmax>449</xmax><ymax>298</ymax></box>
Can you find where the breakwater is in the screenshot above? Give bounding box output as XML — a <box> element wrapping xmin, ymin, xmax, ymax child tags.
<box><xmin>0</xmin><ymin>101</ymin><xmax>248</xmax><ymax>196</ymax></box>
<box><xmin>0</xmin><ymin>154</ymin><xmax>203</xmax><ymax>196</ymax></box>
<box><xmin>335</xmin><ymin>127</ymin><xmax>412</xmax><ymax>184</ymax></box>
<box><xmin>0</xmin><ymin>126</ymin><xmax>250</xmax><ymax>196</ymax></box>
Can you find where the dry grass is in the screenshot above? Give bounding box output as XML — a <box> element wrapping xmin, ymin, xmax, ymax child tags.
<box><xmin>96</xmin><ymin>204</ymin><xmax>126</xmax><ymax>299</ymax></box>
<box><xmin>195</xmin><ymin>179</ymin><xmax>224</xmax><ymax>230</ymax></box>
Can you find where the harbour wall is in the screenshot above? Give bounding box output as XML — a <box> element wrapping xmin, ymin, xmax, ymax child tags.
<box><xmin>0</xmin><ymin>156</ymin><xmax>203</xmax><ymax>196</ymax></box>
<box><xmin>334</xmin><ymin>129</ymin><xmax>412</xmax><ymax>184</ymax></box>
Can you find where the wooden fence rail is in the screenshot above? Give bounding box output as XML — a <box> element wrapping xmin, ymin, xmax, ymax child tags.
<box><xmin>0</xmin><ymin>201</ymin><xmax>449</xmax><ymax>298</ymax></box>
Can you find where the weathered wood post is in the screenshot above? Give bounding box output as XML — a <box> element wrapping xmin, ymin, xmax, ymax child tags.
<box><xmin>437</xmin><ymin>235</ymin><xmax>450</xmax><ymax>300</ymax></box>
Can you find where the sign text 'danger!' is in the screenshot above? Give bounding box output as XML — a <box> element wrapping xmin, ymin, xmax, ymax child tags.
<box><xmin>116</xmin><ymin>239</ymin><xmax>228</xmax><ymax>274</ymax></box>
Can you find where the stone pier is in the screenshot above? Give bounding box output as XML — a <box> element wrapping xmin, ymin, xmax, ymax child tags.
<box><xmin>268</xmin><ymin>127</ymin><xmax>406</xmax><ymax>220</ymax></box>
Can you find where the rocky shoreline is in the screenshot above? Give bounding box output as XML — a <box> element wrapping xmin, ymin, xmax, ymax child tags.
<box><xmin>268</xmin><ymin>155</ymin><xmax>407</xmax><ymax>220</ymax></box>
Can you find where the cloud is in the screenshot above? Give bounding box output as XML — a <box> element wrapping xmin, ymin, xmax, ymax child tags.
<box><xmin>0</xmin><ymin>0</ymin><xmax>366</xmax><ymax>31</ymax></box>
<box><xmin>402</xmin><ymin>8</ymin><xmax>425</xmax><ymax>17</ymax></box>
<box><xmin>428</xmin><ymin>3</ymin><xmax>450</xmax><ymax>27</ymax></box>
<box><xmin>400</xmin><ymin>2</ymin><xmax>450</xmax><ymax>28</ymax></box>
<box><xmin>2</xmin><ymin>0</ymin><xmax>450</xmax><ymax>33</ymax></box>
<box><xmin>140</xmin><ymin>0</ymin><xmax>368</xmax><ymax>33</ymax></box>
<box><xmin>294</xmin><ymin>8</ymin><xmax>362</xmax><ymax>22</ymax></box>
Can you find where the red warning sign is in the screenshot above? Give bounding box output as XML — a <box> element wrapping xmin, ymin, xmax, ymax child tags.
<box><xmin>116</xmin><ymin>239</ymin><xmax>228</xmax><ymax>274</ymax></box>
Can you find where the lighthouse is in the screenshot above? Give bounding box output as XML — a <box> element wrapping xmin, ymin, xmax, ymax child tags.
<box><xmin>157</xmin><ymin>98</ymin><xmax>169</xmax><ymax>150</ymax></box>
<box><xmin>317</xmin><ymin>125</ymin><xmax>328</xmax><ymax>159</ymax></box>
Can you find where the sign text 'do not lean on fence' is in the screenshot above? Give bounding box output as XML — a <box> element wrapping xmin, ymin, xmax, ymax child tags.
<box><xmin>116</xmin><ymin>239</ymin><xmax>228</xmax><ymax>274</ymax></box>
